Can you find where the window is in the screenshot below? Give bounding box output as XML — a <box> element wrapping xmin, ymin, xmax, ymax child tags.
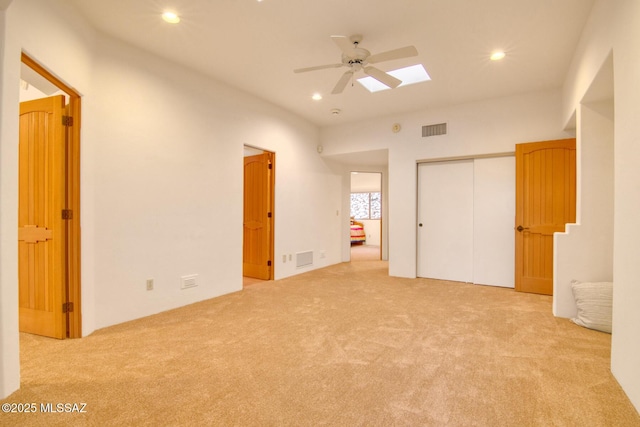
<box><xmin>350</xmin><ymin>192</ymin><xmax>381</xmax><ymax>220</ymax></box>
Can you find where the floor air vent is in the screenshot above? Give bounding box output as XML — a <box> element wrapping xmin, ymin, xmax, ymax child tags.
<box><xmin>422</xmin><ymin>123</ymin><xmax>447</xmax><ymax>137</ymax></box>
<box><xmin>296</xmin><ymin>251</ymin><xmax>313</xmax><ymax>268</ymax></box>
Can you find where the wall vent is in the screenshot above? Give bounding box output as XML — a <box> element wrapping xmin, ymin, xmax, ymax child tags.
<box><xmin>296</xmin><ymin>251</ymin><xmax>313</xmax><ymax>268</ymax></box>
<box><xmin>180</xmin><ymin>274</ymin><xmax>198</xmax><ymax>289</ymax></box>
<box><xmin>422</xmin><ymin>123</ymin><xmax>447</xmax><ymax>137</ymax></box>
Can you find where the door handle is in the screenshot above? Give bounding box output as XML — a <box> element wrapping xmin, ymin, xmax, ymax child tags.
<box><xmin>516</xmin><ymin>225</ymin><xmax>529</xmax><ymax>232</ymax></box>
<box><xmin>418</xmin><ymin>223</ymin><xmax>423</xmax><ymax>227</ymax></box>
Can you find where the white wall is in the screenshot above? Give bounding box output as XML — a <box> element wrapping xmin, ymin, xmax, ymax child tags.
<box><xmin>0</xmin><ymin>2</ymin><xmax>18</xmax><ymax>401</ymax></box>
<box><xmin>561</xmin><ymin>0</ymin><xmax>640</xmax><ymax>411</ymax></box>
<box><xmin>554</xmin><ymin>101</ymin><xmax>614</xmax><ymax>318</ymax></box>
<box><xmin>89</xmin><ymin>37</ymin><xmax>247</xmax><ymax>328</ymax></box>
<box><xmin>350</xmin><ymin>172</ymin><xmax>381</xmax><ymax>193</ymax></box>
<box><xmin>359</xmin><ymin>220</ymin><xmax>381</xmax><ymax>246</ymax></box>
<box><xmin>0</xmin><ymin>0</ymin><xmax>342</xmax><ymax>399</ymax></box>
<box><xmin>321</xmin><ymin>90</ymin><xmax>573</xmax><ymax>278</ymax></box>
<box><xmin>89</xmin><ymin>35</ymin><xmax>341</xmax><ymax>327</ymax></box>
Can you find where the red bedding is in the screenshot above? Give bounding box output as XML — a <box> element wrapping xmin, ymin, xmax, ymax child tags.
<box><xmin>350</xmin><ymin>221</ymin><xmax>366</xmax><ymax>244</ymax></box>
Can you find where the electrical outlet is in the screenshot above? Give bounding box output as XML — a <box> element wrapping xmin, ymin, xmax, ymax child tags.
<box><xmin>289</xmin><ymin>254</ymin><xmax>292</xmax><ymax>261</ymax></box>
<box><xmin>146</xmin><ymin>279</ymin><xmax>154</xmax><ymax>291</ymax></box>
<box><xmin>282</xmin><ymin>254</ymin><xmax>286</xmax><ymax>263</ymax></box>
<box><xmin>320</xmin><ymin>250</ymin><xmax>326</xmax><ymax>259</ymax></box>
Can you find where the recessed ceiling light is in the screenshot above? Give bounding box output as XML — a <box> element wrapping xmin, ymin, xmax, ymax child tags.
<box><xmin>490</xmin><ymin>51</ymin><xmax>506</xmax><ymax>61</ymax></box>
<box><xmin>162</xmin><ymin>11</ymin><xmax>180</xmax><ymax>24</ymax></box>
<box><xmin>357</xmin><ymin>64</ymin><xmax>431</xmax><ymax>93</ymax></box>
<box><xmin>312</xmin><ymin>93</ymin><xmax>322</xmax><ymax>101</ymax></box>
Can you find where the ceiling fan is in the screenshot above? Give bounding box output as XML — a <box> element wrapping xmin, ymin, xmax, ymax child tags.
<box><xmin>294</xmin><ymin>35</ymin><xmax>418</xmax><ymax>94</ymax></box>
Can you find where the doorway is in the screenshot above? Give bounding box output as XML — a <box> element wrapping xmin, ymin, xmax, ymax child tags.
<box><xmin>18</xmin><ymin>53</ymin><xmax>82</xmax><ymax>338</ymax></box>
<box><xmin>243</xmin><ymin>146</ymin><xmax>275</xmax><ymax>285</ymax></box>
<box><xmin>349</xmin><ymin>172</ymin><xmax>382</xmax><ymax>262</ymax></box>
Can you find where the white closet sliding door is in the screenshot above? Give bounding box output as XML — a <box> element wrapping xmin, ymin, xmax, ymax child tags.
<box><xmin>417</xmin><ymin>156</ymin><xmax>514</xmax><ymax>287</ymax></box>
<box><xmin>473</xmin><ymin>157</ymin><xmax>515</xmax><ymax>288</ymax></box>
<box><xmin>417</xmin><ymin>160</ymin><xmax>474</xmax><ymax>282</ymax></box>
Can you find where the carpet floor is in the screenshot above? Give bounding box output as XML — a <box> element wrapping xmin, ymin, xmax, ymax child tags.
<box><xmin>350</xmin><ymin>244</ymin><xmax>381</xmax><ymax>262</ymax></box>
<box><xmin>2</xmin><ymin>260</ymin><xmax>639</xmax><ymax>426</ymax></box>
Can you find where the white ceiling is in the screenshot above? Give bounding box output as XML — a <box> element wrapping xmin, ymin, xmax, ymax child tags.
<box><xmin>67</xmin><ymin>0</ymin><xmax>595</xmax><ymax>128</ymax></box>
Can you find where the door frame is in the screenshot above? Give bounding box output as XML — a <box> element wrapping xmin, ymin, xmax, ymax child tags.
<box><xmin>21</xmin><ymin>53</ymin><xmax>82</xmax><ymax>338</ymax></box>
<box><xmin>349</xmin><ymin>171</ymin><xmax>383</xmax><ymax>261</ymax></box>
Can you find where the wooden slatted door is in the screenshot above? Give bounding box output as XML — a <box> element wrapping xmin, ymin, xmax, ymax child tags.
<box><xmin>18</xmin><ymin>95</ymin><xmax>67</xmax><ymax>338</ymax></box>
<box><xmin>243</xmin><ymin>152</ymin><xmax>274</xmax><ymax>280</ymax></box>
<box><xmin>515</xmin><ymin>139</ymin><xmax>576</xmax><ymax>295</ymax></box>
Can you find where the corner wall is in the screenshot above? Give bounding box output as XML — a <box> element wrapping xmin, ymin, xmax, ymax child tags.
<box><xmin>0</xmin><ymin>1</ymin><xmax>20</xmax><ymax>400</ymax></box>
<box><xmin>561</xmin><ymin>0</ymin><xmax>640</xmax><ymax>412</ymax></box>
<box><xmin>554</xmin><ymin>101</ymin><xmax>614</xmax><ymax>317</ymax></box>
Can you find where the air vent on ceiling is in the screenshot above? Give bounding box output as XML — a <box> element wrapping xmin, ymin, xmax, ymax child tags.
<box><xmin>422</xmin><ymin>123</ymin><xmax>447</xmax><ymax>137</ymax></box>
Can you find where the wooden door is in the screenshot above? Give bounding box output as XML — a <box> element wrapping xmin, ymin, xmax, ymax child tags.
<box><xmin>515</xmin><ymin>139</ymin><xmax>576</xmax><ymax>295</ymax></box>
<box><xmin>18</xmin><ymin>95</ymin><xmax>67</xmax><ymax>339</ymax></box>
<box><xmin>243</xmin><ymin>152</ymin><xmax>274</xmax><ymax>280</ymax></box>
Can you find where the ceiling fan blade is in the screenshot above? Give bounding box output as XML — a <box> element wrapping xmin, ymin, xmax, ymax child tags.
<box><xmin>368</xmin><ymin>46</ymin><xmax>418</xmax><ymax>64</ymax></box>
<box><xmin>331</xmin><ymin>71</ymin><xmax>353</xmax><ymax>94</ymax></box>
<box><xmin>331</xmin><ymin>35</ymin><xmax>354</xmax><ymax>55</ymax></box>
<box><xmin>364</xmin><ymin>66</ymin><xmax>402</xmax><ymax>89</ymax></box>
<box><xmin>294</xmin><ymin>63</ymin><xmax>344</xmax><ymax>73</ymax></box>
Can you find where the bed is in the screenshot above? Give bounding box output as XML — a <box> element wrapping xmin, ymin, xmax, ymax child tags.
<box><xmin>350</xmin><ymin>219</ymin><xmax>366</xmax><ymax>245</ymax></box>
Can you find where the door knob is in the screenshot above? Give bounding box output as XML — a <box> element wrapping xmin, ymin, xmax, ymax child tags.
<box><xmin>418</xmin><ymin>223</ymin><xmax>423</xmax><ymax>227</ymax></box>
<box><xmin>516</xmin><ymin>225</ymin><xmax>529</xmax><ymax>232</ymax></box>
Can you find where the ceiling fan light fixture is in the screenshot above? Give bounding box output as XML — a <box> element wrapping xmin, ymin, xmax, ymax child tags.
<box><xmin>162</xmin><ymin>11</ymin><xmax>180</xmax><ymax>24</ymax></box>
<box><xmin>312</xmin><ymin>93</ymin><xmax>322</xmax><ymax>101</ymax></box>
<box><xmin>294</xmin><ymin>35</ymin><xmax>420</xmax><ymax>94</ymax></box>
<box><xmin>490</xmin><ymin>51</ymin><xmax>506</xmax><ymax>61</ymax></box>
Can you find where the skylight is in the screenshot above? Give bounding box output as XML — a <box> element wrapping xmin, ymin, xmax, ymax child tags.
<box><xmin>357</xmin><ymin>64</ymin><xmax>431</xmax><ymax>93</ymax></box>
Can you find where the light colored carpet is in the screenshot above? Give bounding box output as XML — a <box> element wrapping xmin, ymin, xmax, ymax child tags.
<box><xmin>2</xmin><ymin>261</ymin><xmax>639</xmax><ymax>426</ymax></box>
<box><xmin>350</xmin><ymin>244</ymin><xmax>380</xmax><ymax>262</ymax></box>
